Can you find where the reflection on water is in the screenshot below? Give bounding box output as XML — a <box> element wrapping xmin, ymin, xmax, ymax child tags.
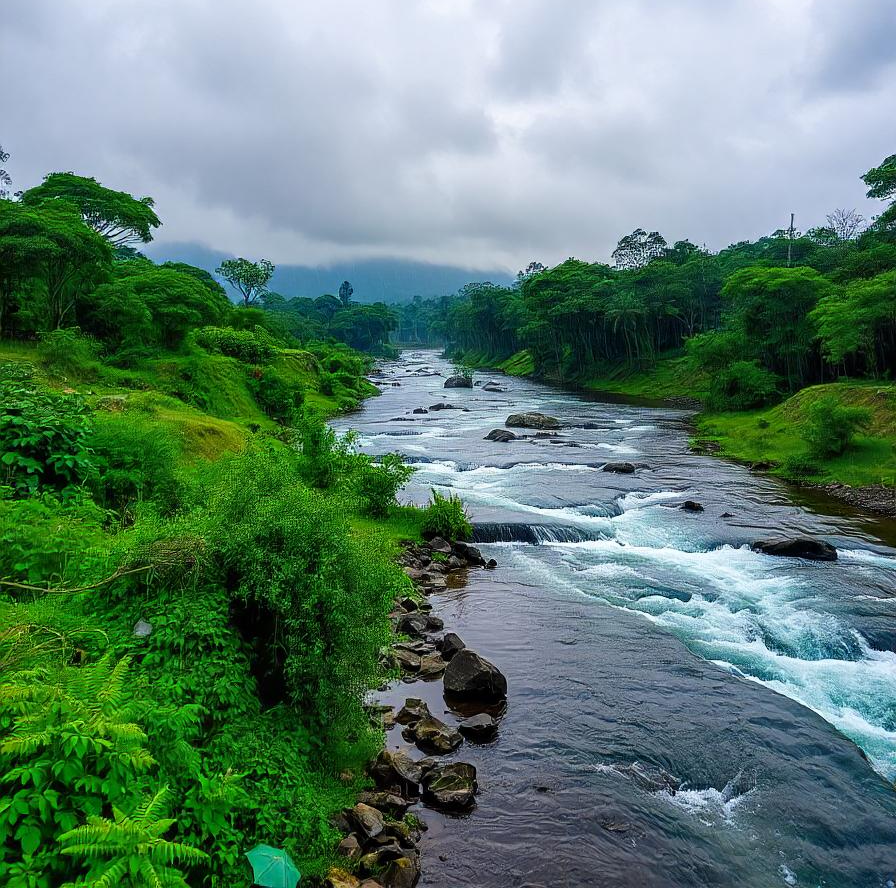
<box><xmin>334</xmin><ymin>351</ymin><xmax>896</xmax><ymax>888</ymax></box>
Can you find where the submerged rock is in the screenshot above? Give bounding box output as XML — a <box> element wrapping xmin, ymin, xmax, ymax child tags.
<box><xmin>680</xmin><ymin>500</ymin><xmax>704</xmax><ymax>512</ymax></box>
<box><xmin>458</xmin><ymin>713</ymin><xmax>498</xmax><ymax>742</ymax></box>
<box><xmin>444</xmin><ymin>649</ymin><xmax>507</xmax><ymax>702</ymax></box>
<box><xmin>505</xmin><ymin>412</ymin><xmax>561</xmax><ymax>430</ymax></box>
<box><xmin>602</xmin><ymin>462</ymin><xmax>636</xmax><ymax>474</ymax></box>
<box><xmin>422</xmin><ymin>762</ymin><xmax>478</xmax><ymax>810</ymax></box>
<box><xmin>752</xmin><ymin>537</ymin><xmax>837</xmax><ymax>561</ymax></box>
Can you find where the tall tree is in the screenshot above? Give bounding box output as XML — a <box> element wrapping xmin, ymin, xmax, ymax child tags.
<box><xmin>216</xmin><ymin>257</ymin><xmax>274</xmax><ymax>306</ymax></box>
<box><xmin>612</xmin><ymin>229</ymin><xmax>667</xmax><ymax>270</ymax></box>
<box><xmin>21</xmin><ymin>173</ymin><xmax>161</xmax><ymax>246</ymax></box>
<box><xmin>338</xmin><ymin>280</ymin><xmax>354</xmax><ymax>307</ymax></box>
<box><xmin>0</xmin><ymin>145</ymin><xmax>12</xmax><ymax>200</ymax></box>
<box><xmin>862</xmin><ymin>154</ymin><xmax>896</xmax><ymax>232</ymax></box>
<box><xmin>826</xmin><ymin>208</ymin><xmax>865</xmax><ymax>241</ymax></box>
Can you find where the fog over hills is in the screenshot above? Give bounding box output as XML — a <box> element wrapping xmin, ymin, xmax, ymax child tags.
<box><xmin>146</xmin><ymin>242</ymin><xmax>515</xmax><ymax>304</ymax></box>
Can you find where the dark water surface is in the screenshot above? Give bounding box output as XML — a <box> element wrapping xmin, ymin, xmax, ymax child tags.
<box><xmin>332</xmin><ymin>351</ymin><xmax>896</xmax><ymax>888</ymax></box>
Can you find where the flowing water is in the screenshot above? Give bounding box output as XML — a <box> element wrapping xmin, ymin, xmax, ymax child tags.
<box><xmin>332</xmin><ymin>351</ymin><xmax>896</xmax><ymax>888</ymax></box>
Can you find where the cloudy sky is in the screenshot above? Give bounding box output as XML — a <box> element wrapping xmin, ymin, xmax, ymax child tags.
<box><xmin>3</xmin><ymin>0</ymin><xmax>895</xmax><ymax>271</ymax></box>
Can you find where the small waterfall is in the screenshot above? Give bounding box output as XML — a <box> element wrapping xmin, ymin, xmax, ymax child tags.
<box><xmin>472</xmin><ymin>522</ymin><xmax>606</xmax><ymax>544</ymax></box>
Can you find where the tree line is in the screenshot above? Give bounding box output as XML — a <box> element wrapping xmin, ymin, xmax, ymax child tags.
<box><xmin>432</xmin><ymin>154</ymin><xmax>896</xmax><ymax>410</ymax></box>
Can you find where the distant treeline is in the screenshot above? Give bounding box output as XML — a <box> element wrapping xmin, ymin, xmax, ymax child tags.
<box><xmin>421</xmin><ymin>154</ymin><xmax>896</xmax><ymax>410</ymax></box>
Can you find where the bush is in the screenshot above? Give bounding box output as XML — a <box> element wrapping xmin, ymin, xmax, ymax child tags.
<box><xmin>707</xmin><ymin>360</ymin><xmax>780</xmax><ymax>410</ymax></box>
<box><xmin>780</xmin><ymin>453</ymin><xmax>822</xmax><ymax>479</ymax></box>
<box><xmin>37</xmin><ymin>328</ymin><xmax>101</xmax><ymax>379</ymax></box>
<box><xmin>0</xmin><ymin>375</ymin><xmax>94</xmax><ymax>497</ymax></box>
<box><xmin>194</xmin><ymin>326</ymin><xmax>277</xmax><ymax>364</ymax></box>
<box><xmin>88</xmin><ymin>413</ymin><xmax>185</xmax><ymax>514</ymax></box>
<box><xmin>247</xmin><ymin>366</ymin><xmax>304</xmax><ymax>424</ymax></box>
<box><xmin>357</xmin><ymin>453</ymin><xmax>414</xmax><ymax>517</ymax></box>
<box><xmin>296</xmin><ymin>414</ymin><xmax>356</xmax><ymax>489</ymax></box>
<box><xmin>421</xmin><ymin>488</ymin><xmax>472</xmax><ymax>541</ymax></box>
<box><xmin>802</xmin><ymin>396</ymin><xmax>871</xmax><ymax>458</ymax></box>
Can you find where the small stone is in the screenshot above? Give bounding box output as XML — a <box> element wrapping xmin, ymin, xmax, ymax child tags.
<box><xmin>336</xmin><ymin>834</ymin><xmax>362</xmax><ymax>860</ymax></box>
<box><xmin>393</xmin><ymin>649</ymin><xmax>421</xmax><ymax>672</ymax></box>
<box><xmin>417</xmin><ymin>652</ymin><xmax>447</xmax><ymax>677</ymax></box>
<box><xmin>428</xmin><ymin>537</ymin><xmax>452</xmax><ymax>554</ymax></box>
<box><xmin>412</xmin><ymin>407</ymin><xmax>428</xmax><ymax>414</ymax></box>
<box><xmin>485</xmin><ymin>559</ymin><xmax>498</xmax><ymax>569</ymax></box>
<box><xmin>357</xmin><ymin>791</ymin><xmax>410</xmax><ymax>816</ymax></box>
<box><xmin>422</xmin><ymin>762</ymin><xmax>477</xmax><ymax>810</ymax></box>
<box><xmin>350</xmin><ymin>803</ymin><xmax>384</xmax><ymax>840</ymax></box>
<box><xmin>382</xmin><ymin>855</ymin><xmax>420</xmax><ymax>888</ymax></box>
<box><xmin>412</xmin><ymin>715</ymin><xmax>463</xmax><ymax>754</ymax></box>
<box><xmin>326</xmin><ymin>868</ymin><xmax>361</xmax><ymax>888</ymax></box>
<box><xmin>436</xmin><ymin>631</ymin><xmax>466</xmax><ymax>660</ymax></box>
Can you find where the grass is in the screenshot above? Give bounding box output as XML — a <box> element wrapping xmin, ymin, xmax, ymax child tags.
<box><xmin>456</xmin><ymin>348</ymin><xmax>535</xmax><ymax>377</ymax></box>
<box><xmin>696</xmin><ymin>381</ymin><xmax>896</xmax><ymax>488</ymax></box>
<box><xmin>582</xmin><ymin>354</ymin><xmax>710</xmax><ymax>400</ymax></box>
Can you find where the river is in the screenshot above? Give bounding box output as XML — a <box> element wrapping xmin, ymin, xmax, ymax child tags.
<box><xmin>331</xmin><ymin>350</ymin><xmax>896</xmax><ymax>888</ymax></box>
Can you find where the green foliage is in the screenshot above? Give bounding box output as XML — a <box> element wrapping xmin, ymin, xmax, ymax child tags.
<box><xmin>0</xmin><ymin>374</ymin><xmax>94</xmax><ymax>497</ymax></box>
<box><xmin>296</xmin><ymin>414</ymin><xmax>356</xmax><ymax>489</ymax></box>
<box><xmin>780</xmin><ymin>454</ymin><xmax>822</xmax><ymax>479</ymax></box>
<box><xmin>802</xmin><ymin>397</ymin><xmax>871</xmax><ymax>458</ymax></box>
<box><xmin>37</xmin><ymin>329</ymin><xmax>101</xmax><ymax>379</ymax></box>
<box><xmin>421</xmin><ymin>489</ymin><xmax>472</xmax><ymax>541</ymax></box>
<box><xmin>247</xmin><ymin>365</ymin><xmax>304</xmax><ymax>424</ymax></box>
<box><xmin>707</xmin><ymin>360</ymin><xmax>780</xmax><ymax>411</ymax></box>
<box><xmin>59</xmin><ymin>787</ymin><xmax>208</xmax><ymax>888</ymax></box>
<box><xmin>21</xmin><ymin>173</ymin><xmax>160</xmax><ymax>248</ymax></box>
<box><xmin>215</xmin><ymin>257</ymin><xmax>274</xmax><ymax>307</ymax></box>
<box><xmin>87</xmin><ymin>413</ymin><xmax>184</xmax><ymax>514</ymax></box>
<box><xmin>193</xmin><ymin>325</ymin><xmax>276</xmax><ymax>363</ymax></box>
<box><xmin>358</xmin><ymin>453</ymin><xmax>414</xmax><ymax>517</ymax></box>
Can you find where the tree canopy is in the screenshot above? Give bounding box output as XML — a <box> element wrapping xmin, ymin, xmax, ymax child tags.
<box><xmin>215</xmin><ymin>257</ymin><xmax>275</xmax><ymax>306</ymax></box>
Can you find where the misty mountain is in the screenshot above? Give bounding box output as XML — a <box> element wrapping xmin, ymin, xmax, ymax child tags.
<box><xmin>144</xmin><ymin>242</ymin><xmax>514</xmax><ymax>303</ymax></box>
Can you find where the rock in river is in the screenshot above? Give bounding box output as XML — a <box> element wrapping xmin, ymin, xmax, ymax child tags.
<box><xmin>680</xmin><ymin>500</ymin><xmax>704</xmax><ymax>512</ymax></box>
<box><xmin>505</xmin><ymin>412</ymin><xmax>561</xmax><ymax>430</ymax></box>
<box><xmin>410</xmin><ymin>715</ymin><xmax>463</xmax><ymax>754</ymax></box>
<box><xmin>444</xmin><ymin>375</ymin><xmax>472</xmax><ymax>388</ymax></box>
<box><xmin>458</xmin><ymin>713</ymin><xmax>499</xmax><ymax>742</ymax></box>
<box><xmin>443</xmin><ymin>649</ymin><xmax>507</xmax><ymax>702</ymax></box>
<box><xmin>435</xmin><ymin>631</ymin><xmax>466</xmax><ymax>660</ymax></box>
<box><xmin>422</xmin><ymin>761</ymin><xmax>478</xmax><ymax>811</ymax></box>
<box><xmin>602</xmin><ymin>462</ymin><xmax>635</xmax><ymax>474</ymax></box>
<box><xmin>485</xmin><ymin>428</ymin><xmax>517</xmax><ymax>442</ymax></box>
<box><xmin>752</xmin><ymin>537</ymin><xmax>838</xmax><ymax>561</ymax></box>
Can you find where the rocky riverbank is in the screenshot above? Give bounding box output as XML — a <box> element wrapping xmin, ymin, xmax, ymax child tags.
<box><xmin>324</xmin><ymin>537</ymin><xmax>506</xmax><ymax>888</ymax></box>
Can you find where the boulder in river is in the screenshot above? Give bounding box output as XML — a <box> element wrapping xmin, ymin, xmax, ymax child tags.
<box><xmin>485</xmin><ymin>428</ymin><xmax>517</xmax><ymax>442</ymax></box>
<box><xmin>505</xmin><ymin>412</ymin><xmax>562</xmax><ymax>430</ymax></box>
<box><xmin>680</xmin><ymin>500</ymin><xmax>704</xmax><ymax>512</ymax></box>
<box><xmin>395</xmin><ymin>698</ymin><xmax>431</xmax><ymax>725</ymax></box>
<box><xmin>429</xmin><ymin>402</ymin><xmax>467</xmax><ymax>411</ymax></box>
<box><xmin>602</xmin><ymin>462</ymin><xmax>635</xmax><ymax>474</ymax></box>
<box><xmin>421</xmin><ymin>762</ymin><xmax>478</xmax><ymax>811</ymax></box>
<box><xmin>443</xmin><ymin>649</ymin><xmax>507</xmax><ymax>701</ymax></box>
<box><xmin>412</xmin><ymin>407</ymin><xmax>428</xmax><ymax>414</ymax></box>
<box><xmin>458</xmin><ymin>713</ymin><xmax>498</xmax><ymax>742</ymax></box>
<box><xmin>482</xmin><ymin>382</ymin><xmax>507</xmax><ymax>392</ymax></box>
<box><xmin>370</xmin><ymin>750</ymin><xmax>424</xmax><ymax>794</ymax></box>
<box><xmin>436</xmin><ymin>631</ymin><xmax>466</xmax><ymax>660</ymax></box>
<box><xmin>751</xmin><ymin>538</ymin><xmax>837</xmax><ymax>561</ymax></box>
<box><xmin>444</xmin><ymin>375</ymin><xmax>473</xmax><ymax>388</ymax></box>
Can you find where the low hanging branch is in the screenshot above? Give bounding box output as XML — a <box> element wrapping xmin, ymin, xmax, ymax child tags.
<box><xmin>0</xmin><ymin>564</ymin><xmax>153</xmax><ymax>597</ymax></box>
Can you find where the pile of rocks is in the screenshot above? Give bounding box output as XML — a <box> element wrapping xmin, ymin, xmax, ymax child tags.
<box><xmin>328</xmin><ymin>536</ymin><xmax>507</xmax><ymax>887</ymax></box>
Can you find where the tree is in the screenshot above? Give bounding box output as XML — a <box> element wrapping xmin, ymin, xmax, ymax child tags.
<box><xmin>612</xmin><ymin>229</ymin><xmax>667</xmax><ymax>269</ymax></box>
<box><xmin>516</xmin><ymin>260</ymin><xmax>546</xmax><ymax>281</ymax></box>
<box><xmin>215</xmin><ymin>257</ymin><xmax>274</xmax><ymax>306</ymax></box>
<box><xmin>826</xmin><ymin>208</ymin><xmax>865</xmax><ymax>241</ymax></box>
<box><xmin>21</xmin><ymin>173</ymin><xmax>161</xmax><ymax>247</ymax></box>
<box><xmin>0</xmin><ymin>145</ymin><xmax>12</xmax><ymax>200</ymax></box>
<box><xmin>862</xmin><ymin>153</ymin><xmax>896</xmax><ymax>232</ymax></box>
<box><xmin>338</xmin><ymin>280</ymin><xmax>354</xmax><ymax>307</ymax></box>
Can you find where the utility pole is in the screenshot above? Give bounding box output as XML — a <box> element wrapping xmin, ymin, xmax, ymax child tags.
<box><xmin>787</xmin><ymin>213</ymin><xmax>795</xmax><ymax>267</ymax></box>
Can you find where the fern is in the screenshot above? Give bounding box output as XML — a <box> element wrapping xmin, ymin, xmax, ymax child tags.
<box><xmin>59</xmin><ymin>787</ymin><xmax>208</xmax><ymax>888</ymax></box>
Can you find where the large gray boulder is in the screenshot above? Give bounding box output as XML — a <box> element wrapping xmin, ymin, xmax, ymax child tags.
<box><xmin>485</xmin><ymin>428</ymin><xmax>517</xmax><ymax>442</ymax></box>
<box><xmin>443</xmin><ymin>649</ymin><xmax>507</xmax><ymax>701</ymax></box>
<box><xmin>752</xmin><ymin>538</ymin><xmax>837</xmax><ymax>561</ymax></box>
<box><xmin>349</xmin><ymin>803</ymin><xmax>384</xmax><ymax>840</ymax></box>
<box><xmin>421</xmin><ymin>762</ymin><xmax>478</xmax><ymax>810</ymax></box>
<box><xmin>410</xmin><ymin>715</ymin><xmax>463</xmax><ymax>754</ymax></box>
<box><xmin>444</xmin><ymin>375</ymin><xmax>473</xmax><ymax>388</ymax></box>
<box><xmin>602</xmin><ymin>462</ymin><xmax>635</xmax><ymax>474</ymax></box>
<box><xmin>505</xmin><ymin>412</ymin><xmax>561</xmax><ymax>430</ymax></box>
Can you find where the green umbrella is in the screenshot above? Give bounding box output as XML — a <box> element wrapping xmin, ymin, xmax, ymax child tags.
<box><xmin>245</xmin><ymin>844</ymin><xmax>301</xmax><ymax>888</ymax></box>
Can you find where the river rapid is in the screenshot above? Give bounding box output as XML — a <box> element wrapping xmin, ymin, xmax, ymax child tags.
<box><xmin>332</xmin><ymin>350</ymin><xmax>896</xmax><ymax>888</ymax></box>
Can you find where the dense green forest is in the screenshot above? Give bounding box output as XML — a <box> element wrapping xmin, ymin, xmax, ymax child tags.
<box><xmin>0</xmin><ymin>161</ymin><xmax>446</xmax><ymax>887</ymax></box>
<box><xmin>429</xmin><ymin>155</ymin><xmax>896</xmax><ymax>488</ymax></box>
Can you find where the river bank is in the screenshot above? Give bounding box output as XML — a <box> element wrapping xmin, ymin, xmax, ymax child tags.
<box><xmin>455</xmin><ymin>349</ymin><xmax>896</xmax><ymax>519</ymax></box>
<box><xmin>334</xmin><ymin>349</ymin><xmax>896</xmax><ymax>888</ymax></box>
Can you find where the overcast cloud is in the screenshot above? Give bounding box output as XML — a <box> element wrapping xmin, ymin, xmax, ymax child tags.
<box><xmin>3</xmin><ymin>0</ymin><xmax>895</xmax><ymax>271</ymax></box>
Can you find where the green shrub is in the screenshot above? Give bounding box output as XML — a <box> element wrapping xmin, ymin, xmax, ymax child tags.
<box><xmin>707</xmin><ymin>360</ymin><xmax>779</xmax><ymax>410</ymax></box>
<box><xmin>421</xmin><ymin>488</ymin><xmax>472</xmax><ymax>541</ymax></box>
<box><xmin>36</xmin><ymin>328</ymin><xmax>101</xmax><ymax>379</ymax></box>
<box><xmin>296</xmin><ymin>414</ymin><xmax>356</xmax><ymax>489</ymax></box>
<box><xmin>780</xmin><ymin>453</ymin><xmax>822</xmax><ymax>479</ymax></box>
<box><xmin>0</xmin><ymin>376</ymin><xmax>94</xmax><ymax>497</ymax></box>
<box><xmin>357</xmin><ymin>453</ymin><xmax>414</xmax><ymax>517</ymax></box>
<box><xmin>194</xmin><ymin>326</ymin><xmax>276</xmax><ymax>364</ymax></box>
<box><xmin>247</xmin><ymin>366</ymin><xmax>304</xmax><ymax>424</ymax></box>
<box><xmin>802</xmin><ymin>396</ymin><xmax>871</xmax><ymax>458</ymax></box>
<box><xmin>87</xmin><ymin>414</ymin><xmax>185</xmax><ymax>514</ymax></box>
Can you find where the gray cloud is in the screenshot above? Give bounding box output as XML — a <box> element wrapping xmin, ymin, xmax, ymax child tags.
<box><xmin>2</xmin><ymin>0</ymin><xmax>894</xmax><ymax>271</ymax></box>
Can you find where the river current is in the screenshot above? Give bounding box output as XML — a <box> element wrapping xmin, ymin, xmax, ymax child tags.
<box><xmin>332</xmin><ymin>351</ymin><xmax>896</xmax><ymax>888</ymax></box>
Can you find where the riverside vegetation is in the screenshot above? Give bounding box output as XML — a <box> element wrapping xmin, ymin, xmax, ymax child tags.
<box><xmin>410</xmin><ymin>155</ymin><xmax>896</xmax><ymax>505</ymax></box>
<box><xmin>0</xmin><ymin>163</ymin><xmax>470</xmax><ymax>887</ymax></box>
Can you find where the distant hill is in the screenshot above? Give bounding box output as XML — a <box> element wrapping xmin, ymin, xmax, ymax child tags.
<box><xmin>144</xmin><ymin>242</ymin><xmax>515</xmax><ymax>303</ymax></box>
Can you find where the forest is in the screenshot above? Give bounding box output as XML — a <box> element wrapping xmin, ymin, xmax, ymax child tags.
<box><xmin>0</xmin><ymin>160</ymin><xmax>466</xmax><ymax>887</ymax></box>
